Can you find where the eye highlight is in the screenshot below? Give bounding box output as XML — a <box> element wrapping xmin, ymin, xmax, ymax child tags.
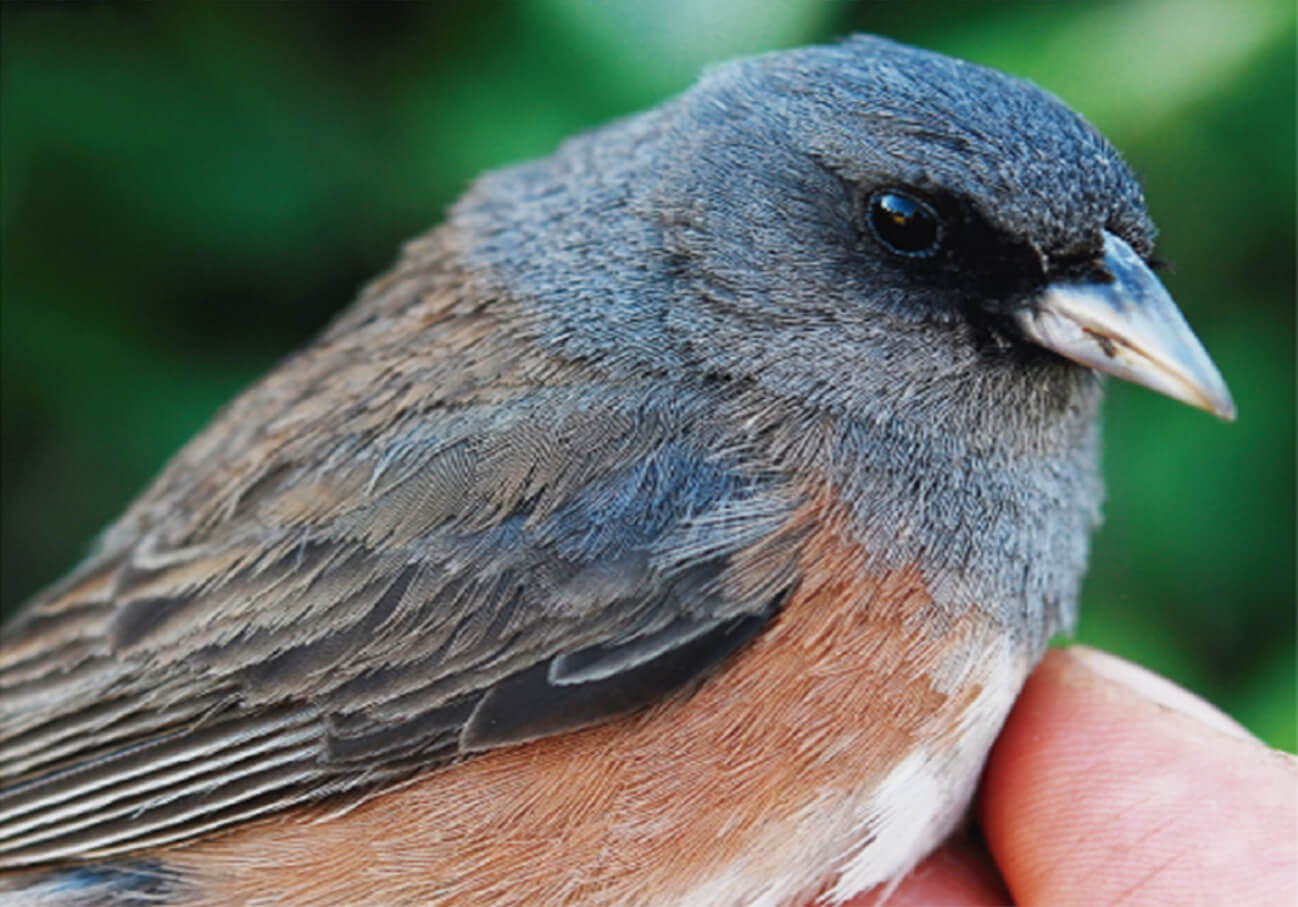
<box><xmin>866</xmin><ymin>190</ymin><xmax>943</xmax><ymax>258</ymax></box>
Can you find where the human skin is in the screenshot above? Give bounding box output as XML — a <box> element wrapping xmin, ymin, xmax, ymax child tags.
<box><xmin>849</xmin><ymin>646</ymin><xmax>1298</xmax><ymax>906</ymax></box>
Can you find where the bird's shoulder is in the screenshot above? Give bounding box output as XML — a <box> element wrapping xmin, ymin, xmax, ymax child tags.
<box><xmin>0</xmin><ymin>226</ymin><xmax>815</xmax><ymax>866</ymax></box>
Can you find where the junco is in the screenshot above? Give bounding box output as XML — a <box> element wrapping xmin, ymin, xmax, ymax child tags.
<box><xmin>0</xmin><ymin>35</ymin><xmax>1233</xmax><ymax>906</ymax></box>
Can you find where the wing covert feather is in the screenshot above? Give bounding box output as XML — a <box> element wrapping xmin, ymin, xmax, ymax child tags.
<box><xmin>0</xmin><ymin>243</ymin><xmax>807</xmax><ymax>866</ymax></box>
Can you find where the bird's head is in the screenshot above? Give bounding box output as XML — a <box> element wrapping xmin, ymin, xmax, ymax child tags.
<box><xmin>460</xmin><ymin>36</ymin><xmax>1233</xmax><ymax>443</ymax></box>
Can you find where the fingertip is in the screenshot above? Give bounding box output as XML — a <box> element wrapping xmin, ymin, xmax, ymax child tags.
<box><xmin>838</xmin><ymin>838</ymin><xmax>1010</xmax><ymax>907</ymax></box>
<box><xmin>981</xmin><ymin>646</ymin><xmax>1298</xmax><ymax>906</ymax></box>
<box><xmin>1066</xmin><ymin>646</ymin><xmax>1255</xmax><ymax>741</ymax></box>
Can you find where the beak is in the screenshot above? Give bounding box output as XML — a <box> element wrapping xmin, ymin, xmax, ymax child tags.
<box><xmin>1015</xmin><ymin>232</ymin><xmax>1235</xmax><ymax>421</ymax></box>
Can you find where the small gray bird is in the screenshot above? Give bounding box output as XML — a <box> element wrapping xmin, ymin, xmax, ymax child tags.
<box><xmin>0</xmin><ymin>35</ymin><xmax>1231</xmax><ymax>906</ymax></box>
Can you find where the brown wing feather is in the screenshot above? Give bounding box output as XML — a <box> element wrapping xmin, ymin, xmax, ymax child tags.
<box><xmin>0</xmin><ymin>228</ymin><xmax>805</xmax><ymax>867</ymax></box>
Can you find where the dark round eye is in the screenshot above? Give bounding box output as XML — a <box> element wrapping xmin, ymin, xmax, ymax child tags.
<box><xmin>866</xmin><ymin>190</ymin><xmax>943</xmax><ymax>258</ymax></box>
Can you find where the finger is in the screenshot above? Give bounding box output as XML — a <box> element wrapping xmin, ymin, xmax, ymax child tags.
<box><xmin>866</xmin><ymin>836</ymin><xmax>1010</xmax><ymax>906</ymax></box>
<box><xmin>981</xmin><ymin>646</ymin><xmax>1298</xmax><ymax>906</ymax></box>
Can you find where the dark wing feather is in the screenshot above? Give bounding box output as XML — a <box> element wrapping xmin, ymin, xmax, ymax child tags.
<box><xmin>0</xmin><ymin>240</ymin><xmax>805</xmax><ymax>866</ymax></box>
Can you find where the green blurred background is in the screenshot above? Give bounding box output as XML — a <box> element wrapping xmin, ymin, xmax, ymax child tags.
<box><xmin>2</xmin><ymin>1</ymin><xmax>1294</xmax><ymax>750</ymax></box>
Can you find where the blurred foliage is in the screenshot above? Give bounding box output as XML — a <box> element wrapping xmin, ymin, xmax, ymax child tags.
<box><xmin>2</xmin><ymin>0</ymin><xmax>1293</xmax><ymax>750</ymax></box>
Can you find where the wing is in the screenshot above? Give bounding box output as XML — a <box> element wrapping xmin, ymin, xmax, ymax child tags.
<box><xmin>0</xmin><ymin>233</ymin><xmax>807</xmax><ymax>867</ymax></box>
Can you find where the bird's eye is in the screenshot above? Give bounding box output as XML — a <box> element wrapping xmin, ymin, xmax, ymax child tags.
<box><xmin>866</xmin><ymin>190</ymin><xmax>943</xmax><ymax>258</ymax></box>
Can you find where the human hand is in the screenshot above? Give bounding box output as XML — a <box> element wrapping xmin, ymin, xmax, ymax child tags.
<box><xmin>852</xmin><ymin>646</ymin><xmax>1298</xmax><ymax>906</ymax></box>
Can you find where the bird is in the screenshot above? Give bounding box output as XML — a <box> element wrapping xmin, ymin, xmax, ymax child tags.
<box><xmin>0</xmin><ymin>34</ymin><xmax>1234</xmax><ymax>907</ymax></box>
